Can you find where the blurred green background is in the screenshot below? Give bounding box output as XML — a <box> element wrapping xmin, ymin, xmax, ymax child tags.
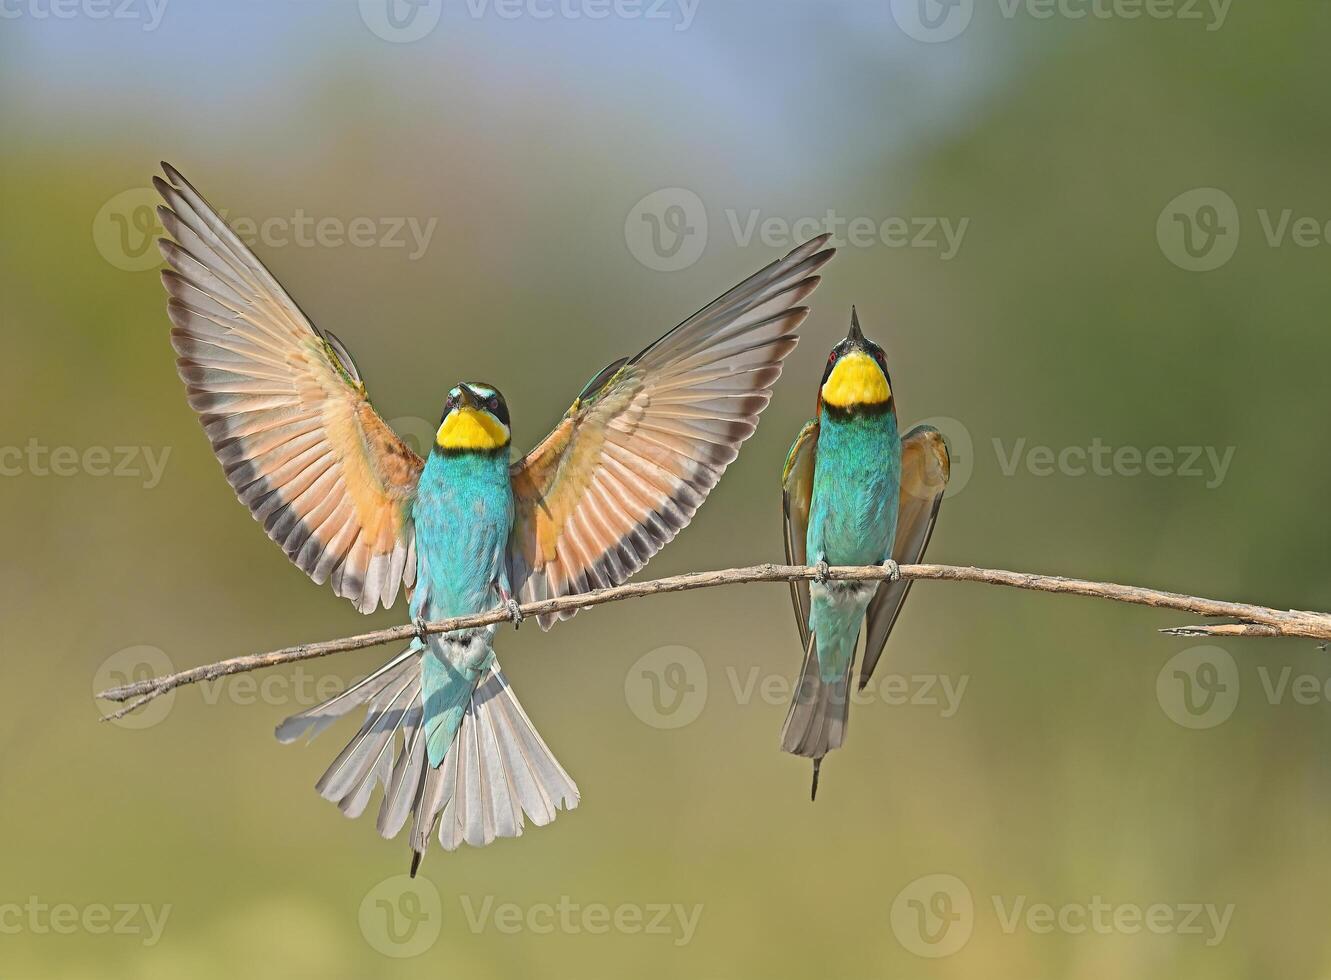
<box><xmin>3</xmin><ymin>2</ymin><xmax>1330</xmax><ymax>977</ymax></box>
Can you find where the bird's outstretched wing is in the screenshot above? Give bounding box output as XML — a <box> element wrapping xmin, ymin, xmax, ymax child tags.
<box><xmin>154</xmin><ymin>163</ymin><xmax>421</xmax><ymax>614</ymax></box>
<box><xmin>859</xmin><ymin>424</ymin><xmax>949</xmax><ymax>688</ymax></box>
<box><xmin>508</xmin><ymin>235</ymin><xmax>836</xmax><ymax>628</ymax></box>
<box><xmin>780</xmin><ymin>419</ymin><xmax>820</xmax><ymax>649</ymax></box>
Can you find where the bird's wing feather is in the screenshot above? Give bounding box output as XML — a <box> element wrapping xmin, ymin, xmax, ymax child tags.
<box><xmin>154</xmin><ymin>163</ymin><xmax>421</xmax><ymax>614</ymax></box>
<box><xmin>508</xmin><ymin>235</ymin><xmax>836</xmax><ymax>628</ymax></box>
<box><xmin>859</xmin><ymin>425</ymin><xmax>949</xmax><ymax>688</ymax></box>
<box><xmin>780</xmin><ymin>419</ymin><xmax>820</xmax><ymax>649</ymax></box>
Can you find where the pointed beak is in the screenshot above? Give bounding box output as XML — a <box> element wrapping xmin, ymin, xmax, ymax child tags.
<box><xmin>846</xmin><ymin>307</ymin><xmax>865</xmax><ymax>346</ymax></box>
<box><xmin>457</xmin><ymin>384</ymin><xmax>479</xmax><ymax>409</ymax></box>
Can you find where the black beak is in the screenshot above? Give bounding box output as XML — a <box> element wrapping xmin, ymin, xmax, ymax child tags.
<box><xmin>846</xmin><ymin>307</ymin><xmax>865</xmax><ymax>346</ymax></box>
<box><xmin>457</xmin><ymin>384</ymin><xmax>479</xmax><ymax>409</ymax></box>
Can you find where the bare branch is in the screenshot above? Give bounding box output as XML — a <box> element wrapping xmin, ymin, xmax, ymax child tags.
<box><xmin>96</xmin><ymin>561</ymin><xmax>1331</xmax><ymax>720</ymax></box>
<box><xmin>1159</xmin><ymin>623</ymin><xmax>1283</xmax><ymax>638</ymax></box>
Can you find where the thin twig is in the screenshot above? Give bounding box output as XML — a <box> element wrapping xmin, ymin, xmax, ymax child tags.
<box><xmin>95</xmin><ymin>561</ymin><xmax>1331</xmax><ymax>720</ymax></box>
<box><xmin>1158</xmin><ymin>623</ymin><xmax>1282</xmax><ymax>638</ymax></box>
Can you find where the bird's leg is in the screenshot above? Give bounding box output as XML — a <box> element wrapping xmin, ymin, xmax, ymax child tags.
<box><xmin>496</xmin><ymin>582</ymin><xmax>524</xmax><ymax>630</ymax></box>
<box><xmin>881</xmin><ymin>558</ymin><xmax>901</xmax><ymax>582</ymax></box>
<box><xmin>414</xmin><ymin>617</ymin><xmax>431</xmax><ymax>643</ymax></box>
<box><xmin>813</xmin><ymin>555</ymin><xmax>831</xmax><ymax>584</ymax></box>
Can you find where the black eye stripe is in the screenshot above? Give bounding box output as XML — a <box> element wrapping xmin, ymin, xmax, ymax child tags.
<box><xmin>442</xmin><ymin>386</ymin><xmax>508</xmax><ymax>423</ymax></box>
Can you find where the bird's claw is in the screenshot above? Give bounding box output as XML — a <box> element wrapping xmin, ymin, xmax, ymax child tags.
<box><xmin>505</xmin><ymin>598</ymin><xmax>524</xmax><ymax>630</ymax></box>
<box><xmin>414</xmin><ymin>617</ymin><xmax>430</xmax><ymax>642</ymax></box>
<box><xmin>813</xmin><ymin>559</ymin><xmax>831</xmax><ymax>584</ymax></box>
<box><xmin>882</xmin><ymin>559</ymin><xmax>901</xmax><ymax>582</ymax></box>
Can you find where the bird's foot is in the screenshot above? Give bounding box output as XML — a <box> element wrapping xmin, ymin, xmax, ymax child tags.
<box><xmin>414</xmin><ymin>617</ymin><xmax>431</xmax><ymax>643</ymax></box>
<box><xmin>882</xmin><ymin>558</ymin><xmax>901</xmax><ymax>582</ymax></box>
<box><xmin>813</xmin><ymin>559</ymin><xmax>831</xmax><ymax>584</ymax></box>
<box><xmin>504</xmin><ymin>598</ymin><xmax>524</xmax><ymax>630</ymax></box>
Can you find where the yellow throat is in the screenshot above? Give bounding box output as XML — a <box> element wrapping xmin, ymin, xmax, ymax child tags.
<box><xmin>436</xmin><ymin>407</ymin><xmax>509</xmax><ymax>451</ymax></box>
<box><xmin>821</xmin><ymin>351</ymin><xmax>891</xmax><ymax>409</ymax></box>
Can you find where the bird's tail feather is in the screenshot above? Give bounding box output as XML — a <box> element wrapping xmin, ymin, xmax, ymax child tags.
<box><xmin>275</xmin><ymin>651</ymin><xmax>579</xmax><ymax>869</ymax></box>
<box><xmin>780</xmin><ymin>634</ymin><xmax>852</xmax><ymax>762</ymax></box>
<box><xmin>411</xmin><ymin>662</ymin><xmax>580</xmax><ymax>857</ymax></box>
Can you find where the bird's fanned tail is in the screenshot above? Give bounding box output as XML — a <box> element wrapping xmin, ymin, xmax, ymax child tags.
<box><xmin>780</xmin><ymin>633</ymin><xmax>852</xmax><ymax>794</ymax></box>
<box><xmin>276</xmin><ymin>650</ymin><xmax>579</xmax><ymax>873</ymax></box>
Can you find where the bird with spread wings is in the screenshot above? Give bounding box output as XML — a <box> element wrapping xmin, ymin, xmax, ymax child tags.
<box><xmin>153</xmin><ymin>162</ymin><xmax>835</xmax><ymax>871</ymax></box>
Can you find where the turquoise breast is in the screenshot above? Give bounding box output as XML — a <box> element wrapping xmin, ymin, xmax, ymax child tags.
<box><xmin>807</xmin><ymin>411</ymin><xmax>902</xmax><ymax>567</ymax></box>
<box><xmin>411</xmin><ymin>449</ymin><xmax>514</xmax><ymax>619</ymax></box>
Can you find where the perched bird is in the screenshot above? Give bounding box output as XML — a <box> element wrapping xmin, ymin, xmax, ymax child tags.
<box><xmin>151</xmin><ymin>163</ymin><xmax>834</xmax><ymax>872</ymax></box>
<box><xmin>779</xmin><ymin>310</ymin><xmax>949</xmax><ymax>798</ymax></box>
